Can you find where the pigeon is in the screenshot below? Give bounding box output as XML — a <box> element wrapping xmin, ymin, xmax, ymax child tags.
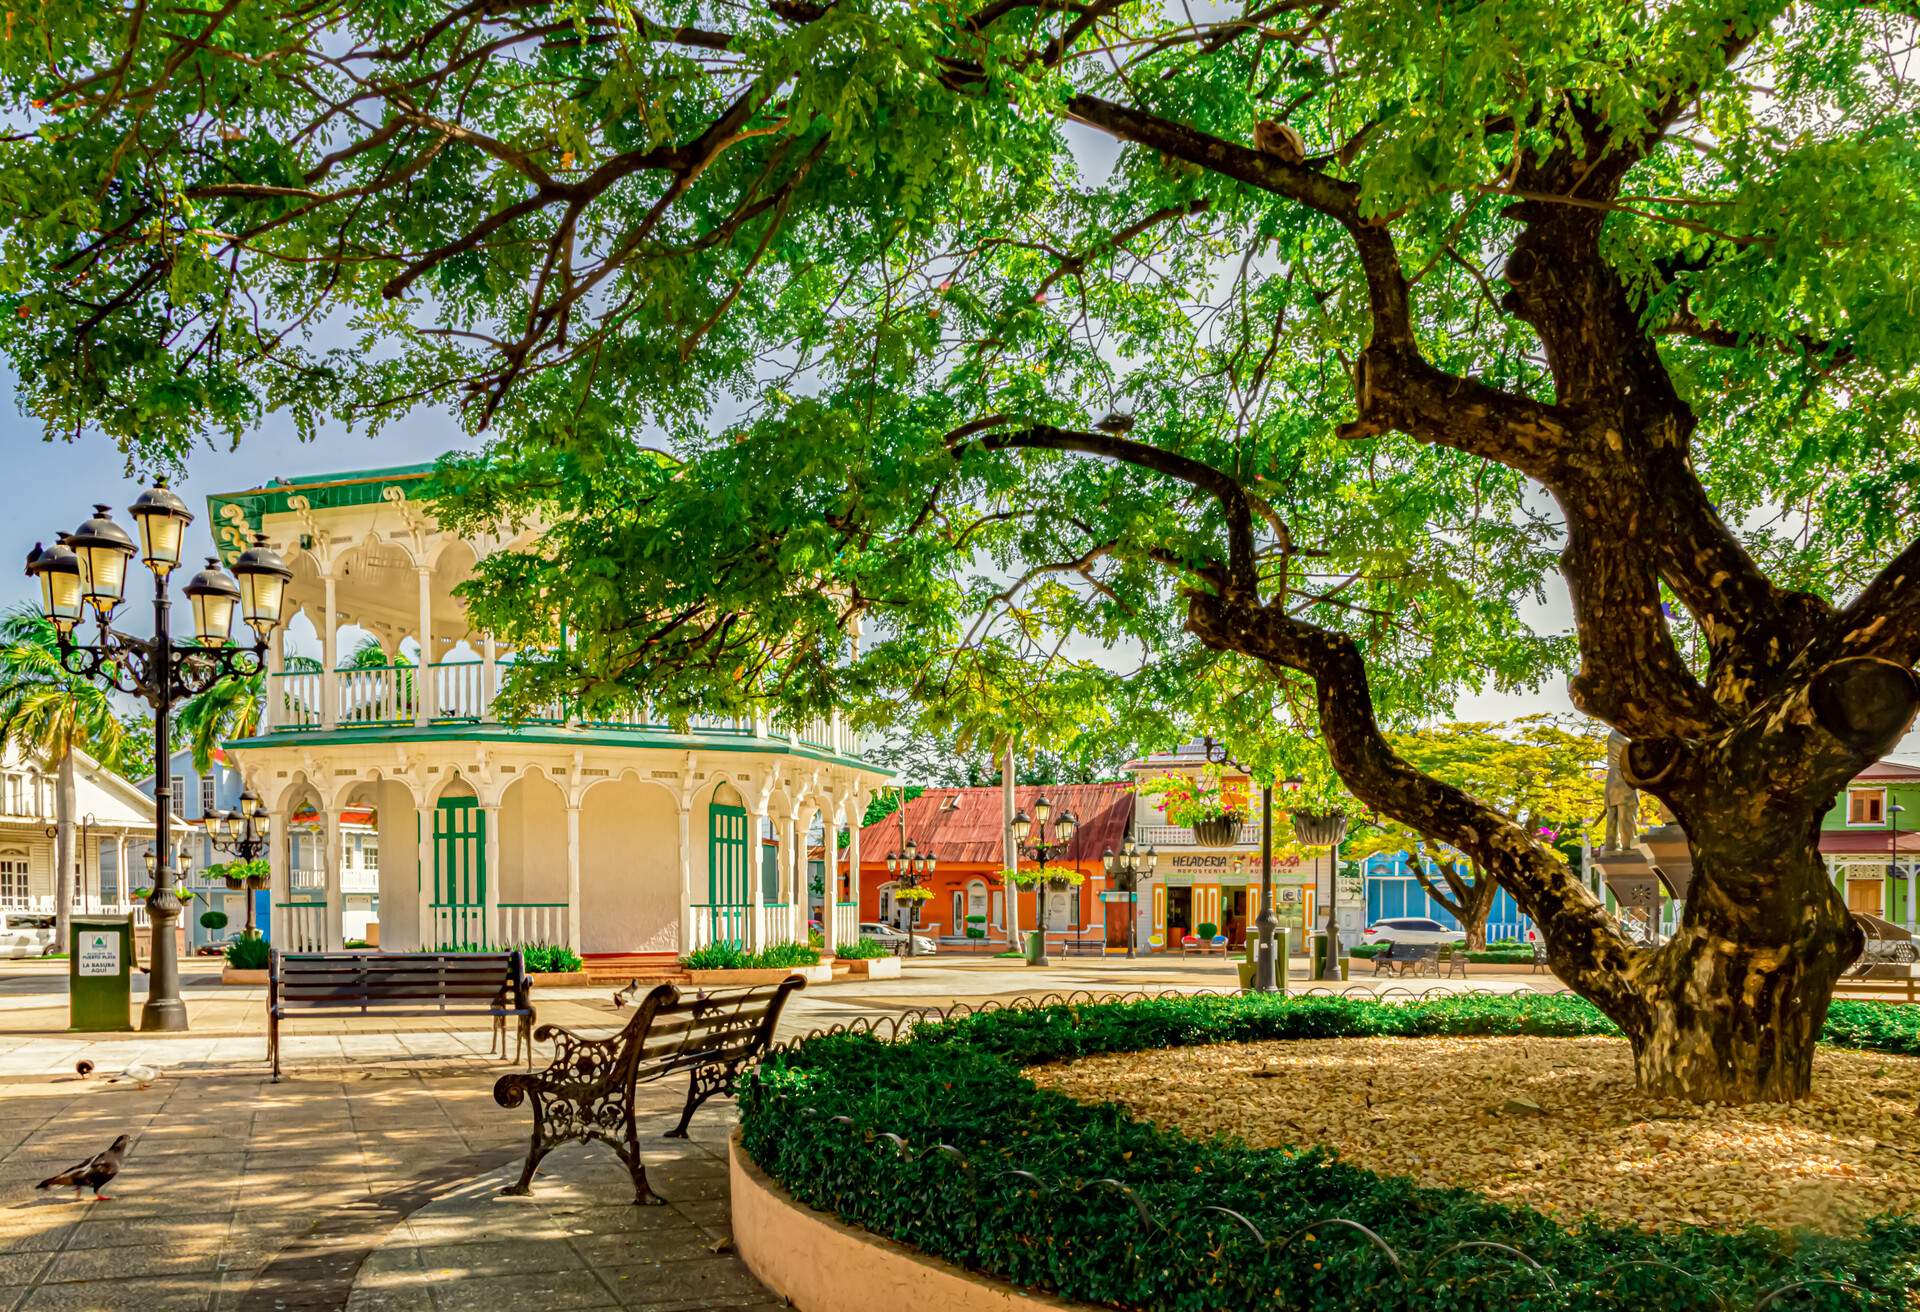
<box><xmin>612</xmin><ymin>978</ymin><xmax>641</xmax><ymax>1009</ymax></box>
<box><xmin>107</xmin><ymin>1063</ymin><xmax>158</xmax><ymax>1088</ymax></box>
<box><xmin>36</xmin><ymin>1135</ymin><xmax>129</xmax><ymax>1202</ymax></box>
<box><xmin>74</xmin><ymin>1060</ymin><xmax>94</xmax><ymax>1079</ymax></box>
<box><xmin>1094</xmin><ymin>411</ymin><xmax>1135</xmax><ymax>435</ymax></box>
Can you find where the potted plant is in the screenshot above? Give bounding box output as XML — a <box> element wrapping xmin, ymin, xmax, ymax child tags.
<box><xmin>221</xmin><ymin>930</ymin><xmax>271</xmax><ymax>984</ymax></box>
<box><xmin>1141</xmin><ymin>766</ymin><xmax>1248</xmax><ymax>846</ymax></box>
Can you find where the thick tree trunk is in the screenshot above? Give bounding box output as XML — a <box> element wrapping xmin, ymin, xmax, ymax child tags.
<box><xmin>1459</xmin><ymin>881</ymin><xmax>1495</xmax><ymax>952</ymax></box>
<box><xmin>1617</xmin><ymin>826</ymin><xmax>1856</xmax><ymax>1102</ymax></box>
<box><xmin>54</xmin><ymin>751</ymin><xmax>76</xmax><ymax>952</ymax></box>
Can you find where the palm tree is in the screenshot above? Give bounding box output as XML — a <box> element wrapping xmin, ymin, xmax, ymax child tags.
<box><xmin>0</xmin><ymin>606</ymin><xmax>133</xmax><ymax>948</ymax></box>
<box><xmin>174</xmin><ymin>652</ymin><xmax>322</xmax><ymax>775</ymax></box>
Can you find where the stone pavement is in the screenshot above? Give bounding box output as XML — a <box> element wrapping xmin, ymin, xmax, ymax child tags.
<box><xmin>0</xmin><ymin>954</ymin><xmax>1561</xmax><ymax>1310</ymax></box>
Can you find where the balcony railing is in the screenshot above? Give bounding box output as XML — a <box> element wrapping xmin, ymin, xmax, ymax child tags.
<box><xmin>1138</xmin><ymin>822</ymin><xmax>1265</xmax><ymax>847</ymax></box>
<box><xmin>263</xmin><ymin>664</ymin><xmax>870</xmax><ymax>757</ymax></box>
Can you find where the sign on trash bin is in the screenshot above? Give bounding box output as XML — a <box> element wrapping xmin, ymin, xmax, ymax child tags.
<box><xmin>69</xmin><ymin>915</ymin><xmax>133</xmax><ymax>1032</ymax></box>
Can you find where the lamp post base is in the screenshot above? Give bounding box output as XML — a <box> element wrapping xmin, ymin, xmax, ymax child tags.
<box><xmin>139</xmin><ymin>998</ymin><xmax>189</xmax><ymax>1032</ymax></box>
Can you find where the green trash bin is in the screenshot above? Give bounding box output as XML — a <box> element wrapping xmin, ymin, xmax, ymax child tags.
<box><xmin>70</xmin><ymin>915</ymin><xmax>134</xmax><ymax>1033</ymax></box>
<box><xmin>1023</xmin><ymin>929</ymin><xmax>1046</xmax><ymax>965</ymax></box>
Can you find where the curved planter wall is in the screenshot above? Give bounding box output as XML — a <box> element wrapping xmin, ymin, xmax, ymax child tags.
<box><xmin>729</xmin><ymin>1131</ymin><xmax>1099</xmax><ymax>1312</ymax></box>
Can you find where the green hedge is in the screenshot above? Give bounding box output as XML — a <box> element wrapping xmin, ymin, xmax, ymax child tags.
<box><xmin>682</xmin><ymin>940</ymin><xmax>820</xmax><ymax>970</ymax></box>
<box><xmin>742</xmin><ymin>994</ymin><xmax>1920</xmax><ymax>1311</ymax></box>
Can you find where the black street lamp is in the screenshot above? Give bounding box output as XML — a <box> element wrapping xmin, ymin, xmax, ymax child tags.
<box><xmin>884</xmin><ymin>839</ymin><xmax>938</xmax><ymax>957</ymax></box>
<box><xmin>1102</xmin><ymin>838</ymin><xmax>1155</xmax><ymax>959</ymax></box>
<box><xmin>1198</xmin><ymin>735</ymin><xmax>1298</xmax><ymax>992</ymax></box>
<box><xmin>1011</xmin><ymin>794</ymin><xmax>1078</xmax><ymax>966</ymax></box>
<box><xmin>208</xmin><ymin>788</ymin><xmax>272</xmax><ymax>935</ymax></box>
<box><xmin>26</xmin><ymin>485</ymin><xmax>291</xmax><ymax>1032</ymax></box>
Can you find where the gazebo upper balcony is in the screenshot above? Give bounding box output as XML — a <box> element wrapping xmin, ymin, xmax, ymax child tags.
<box><xmin>260</xmin><ymin>660</ymin><xmax>868</xmax><ymax>758</ymax></box>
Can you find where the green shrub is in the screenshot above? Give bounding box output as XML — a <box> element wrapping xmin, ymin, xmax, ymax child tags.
<box><xmin>835</xmin><ymin>937</ymin><xmax>889</xmax><ymax>960</ymax></box>
<box><xmin>1467</xmin><ymin>949</ymin><xmax>1535</xmax><ymax>964</ymax></box>
<box><xmin>680</xmin><ymin>940</ymin><xmax>822</xmax><ymax>970</ymax></box>
<box><xmin>344</xmin><ymin>938</ymin><xmax>371</xmax><ymax>949</ymax></box>
<box><xmin>198</xmin><ymin>910</ymin><xmax>229</xmax><ymax>932</ymax></box>
<box><xmin>681</xmin><ymin>941</ymin><xmax>747</xmax><ymax>970</ymax></box>
<box><xmin>1348</xmin><ymin>941</ymin><xmax>1389</xmax><ymax>958</ymax></box>
<box><xmin>742</xmin><ymin>994</ymin><xmax>1920</xmax><ymax>1311</ymax></box>
<box><xmin>517</xmin><ymin>943</ymin><xmax>583</xmax><ymax>973</ymax></box>
<box><xmin>1195</xmin><ymin>921</ymin><xmax>1218</xmax><ymax>939</ymax></box>
<box><xmin>223</xmin><ymin>932</ymin><xmax>270</xmax><ymax>970</ymax></box>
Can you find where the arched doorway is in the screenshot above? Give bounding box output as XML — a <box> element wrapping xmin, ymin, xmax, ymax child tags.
<box><xmin>580</xmin><ymin>777</ymin><xmax>677</xmax><ymax>954</ymax></box>
<box><xmin>430</xmin><ymin>777</ymin><xmax>484</xmax><ymax>949</ymax></box>
<box><xmin>705</xmin><ymin>782</ymin><xmax>749</xmax><ymax>947</ymax></box>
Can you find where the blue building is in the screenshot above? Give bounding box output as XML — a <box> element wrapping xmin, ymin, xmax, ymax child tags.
<box><xmin>1361</xmin><ymin>850</ymin><xmax>1536</xmax><ymax>943</ymax></box>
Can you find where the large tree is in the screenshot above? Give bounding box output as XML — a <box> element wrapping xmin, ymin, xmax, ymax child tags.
<box><xmin>4</xmin><ymin>4</ymin><xmax>1919</xmax><ymax>1102</ymax></box>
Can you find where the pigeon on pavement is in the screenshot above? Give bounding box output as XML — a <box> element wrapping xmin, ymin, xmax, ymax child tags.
<box><xmin>36</xmin><ymin>1135</ymin><xmax>129</xmax><ymax>1202</ymax></box>
<box><xmin>107</xmin><ymin>1062</ymin><xmax>158</xmax><ymax>1088</ymax></box>
<box><xmin>612</xmin><ymin>978</ymin><xmax>641</xmax><ymax>1009</ymax></box>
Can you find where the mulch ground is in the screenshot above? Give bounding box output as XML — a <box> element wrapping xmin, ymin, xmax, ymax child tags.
<box><xmin>1026</xmin><ymin>1035</ymin><xmax>1920</xmax><ymax>1234</ymax></box>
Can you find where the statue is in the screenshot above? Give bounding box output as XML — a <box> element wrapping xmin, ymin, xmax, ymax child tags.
<box><xmin>1603</xmin><ymin>730</ymin><xmax>1638</xmax><ymax>853</ymax></box>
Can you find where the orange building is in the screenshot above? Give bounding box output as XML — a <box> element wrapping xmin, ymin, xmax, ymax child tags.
<box><xmin>845</xmin><ymin>783</ymin><xmax>1135</xmax><ymax>948</ymax></box>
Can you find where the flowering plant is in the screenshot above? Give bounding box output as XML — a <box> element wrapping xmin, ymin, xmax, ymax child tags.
<box><xmin>1008</xmin><ymin>863</ymin><xmax>1085</xmax><ymax>888</ymax></box>
<box><xmin>892</xmin><ymin>885</ymin><xmax>934</xmax><ymax>903</ymax></box>
<box><xmin>1139</xmin><ymin>766</ymin><xmax>1248</xmax><ymax>829</ymax></box>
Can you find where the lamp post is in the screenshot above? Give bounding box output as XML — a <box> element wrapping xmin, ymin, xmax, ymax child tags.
<box><xmin>1102</xmin><ymin>838</ymin><xmax>1155</xmax><ymax>959</ymax></box>
<box><xmin>1890</xmin><ymin>803</ymin><xmax>1906</xmax><ymax>927</ymax></box>
<box><xmin>208</xmin><ymin>788</ymin><xmax>272</xmax><ymax>935</ymax></box>
<box><xmin>26</xmin><ymin>485</ymin><xmax>292</xmax><ymax>1032</ymax></box>
<box><xmin>1197</xmin><ymin>735</ymin><xmax>1295</xmax><ymax>992</ymax></box>
<box><xmin>1010</xmin><ymin>794</ymin><xmax>1077</xmax><ymax>966</ymax></box>
<box><xmin>45</xmin><ymin>812</ymin><xmax>99</xmax><ymax>913</ymax></box>
<box><xmin>884</xmin><ymin>839</ymin><xmax>937</xmax><ymax>956</ymax></box>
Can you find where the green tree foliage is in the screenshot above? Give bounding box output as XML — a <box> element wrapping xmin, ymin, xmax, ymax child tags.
<box><xmin>173</xmin><ymin>653</ymin><xmax>320</xmax><ymax>774</ymax></box>
<box><xmin>7</xmin><ymin>1</ymin><xmax>1920</xmax><ymax>1100</ymax></box>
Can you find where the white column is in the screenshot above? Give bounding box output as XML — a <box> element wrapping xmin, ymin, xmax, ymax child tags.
<box><xmin>676</xmin><ymin>802</ymin><xmax>693</xmax><ymax>952</ymax></box>
<box><xmin>323</xmin><ymin>806</ymin><xmax>345</xmax><ymax>951</ymax></box>
<box><xmin>748</xmin><ymin>804</ymin><xmax>768</xmax><ymax>951</ymax></box>
<box><xmin>822</xmin><ymin>801</ymin><xmax>839</xmax><ymax>955</ymax></box>
<box><xmin>481</xmin><ymin>635</ymin><xmax>499</xmax><ymax>723</ymax></box>
<box><xmin>783</xmin><ymin>813</ymin><xmax>799</xmax><ymax>934</ymax></box>
<box><xmin>564</xmin><ymin>800</ymin><xmax>582</xmax><ymax>950</ymax></box>
<box><xmin>113</xmin><ymin>834</ymin><xmax>126</xmax><ymax>909</ymax></box>
<box><xmin>847</xmin><ymin>789</ymin><xmax>863</xmax><ymax>937</ymax></box>
<box><xmin>416</xmin><ymin>799</ymin><xmax>436</xmax><ymax>950</ymax></box>
<box><xmin>321</xmin><ymin>574</ymin><xmax>339</xmax><ymax>730</ymax></box>
<box><xmin>262</xmin><ymin>626</ymin><xmax>284</xmax><ymax>732</ymax></box>
<box><xmin>415</xmin><ymin>566</ymin><xmax>434</xmax><ymax>726</ymax></box>
<box><xmin>270</xmin><ymin>811</ymin><xmax>292</xmax><ymax>946</ymax></box>
<box><xmin>481</xmin><ymin>803</ymin><xmax>502</xmax><ymax>949</ymax></box>
<box><xmin>1906</xmin><ymin>859</ymin><xmax>1917</xmax><ymax>932</ymax></box>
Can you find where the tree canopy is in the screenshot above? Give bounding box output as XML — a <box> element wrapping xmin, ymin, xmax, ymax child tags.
<box><xmin>5</xmin><ymin>0</ymin><xmax>1919</xmax><ymax>1100</ymax></box>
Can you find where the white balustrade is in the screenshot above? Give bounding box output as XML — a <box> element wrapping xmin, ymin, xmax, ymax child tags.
<box><xmin>336</xmin><ymin>665</ymin><xmax>417</xmax><ymax>725</ymax></box>
<box><xmin>433</xmin><ymin>661</ymin><xmax>486</xmax><ymax>721</ymax></box>
<box><xmin>431</xmin><ymin>903</ymin><xmax>487</xmax><ymax>951</ymax></box>
<box><xmin>833</xmin><ymin>902</ymin><xmax>857</xmax><ymax>948</ymax></box>
<box><xmin>497</xmin><ymin>903</ymin><xmax>568</xmax><ymax>947</ymax></box>
<box><xmin>271</xmin><ymin>670</ymin><xmax>323</xmax><ymax>730</ymax></box>
<box><xmin>1138</xmin><ymin>823</ymin><xmax>1264</xmax><ymax>847</ymax></box>
<box><xmin>279</xmin><ymin>903</ymin><xmax>326</xmax><ymax>952</ymax></box>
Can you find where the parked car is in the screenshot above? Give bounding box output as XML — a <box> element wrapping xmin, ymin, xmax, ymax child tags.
<box><xmin>859</xmin><ymin>921</ymin><xmax>938</xmax><ymax>955</ymax></box>
<box><xmin>1359</xmin><ymin>917</ymin><xmax>1458</xmax><ymax>946</ymax></box>
<box><xmin>0</xmin><ymin>911</ymin><xmax>58</xmax><ymax>958</ymax></box>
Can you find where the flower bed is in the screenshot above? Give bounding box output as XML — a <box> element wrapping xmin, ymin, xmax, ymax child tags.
<box><xmin>740</xmin><ymin>994</ymin><xmax>1920</xmax><ymax>1311</ymax></box>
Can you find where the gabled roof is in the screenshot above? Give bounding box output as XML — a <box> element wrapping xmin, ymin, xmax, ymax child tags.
<box><xmin>852</xmin><ymin>782</ymin><xmax>1133</xmax><ymax>866</ymax></box>
<box><xmin>1853</xmin><ymin>759</ymin><xmax>1920</xmax><ymax>782</ymax></box>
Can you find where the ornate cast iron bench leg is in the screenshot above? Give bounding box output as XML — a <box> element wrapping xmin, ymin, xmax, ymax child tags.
<box><xmin>665</xmin><ymin>1062</ymin><xmax>734</xmax><ymax>1139</ymax></box>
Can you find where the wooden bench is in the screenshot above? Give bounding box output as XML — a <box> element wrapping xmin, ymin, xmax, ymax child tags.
<box><xmin>268</xmin><ymin>950</ymin><xmax>533</xmax><ymax>1080</ymax></box>
<box><xmin>1371</xmin><ymin>943</ymin><xmax>1440</xmax><ymax>977</ymax></box>
<box><xmin>493</xmin><ymin>976</ymin><xmax>804</xmax><ymax>1204</ymax></box>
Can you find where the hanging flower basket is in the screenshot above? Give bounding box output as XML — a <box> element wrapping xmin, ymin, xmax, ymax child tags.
<box><xmin>223</xmin><ymin>876</ymin><xmax>243</xmax><ymax>891</ymax></box>
<box><xmin>246</xmin><ymin>874</ymin><xmax>268</xmax><ymax>890</ymax></box>
<box><xmin>1192</xmin><ymin>816</ymin><xmax>1243</xmax><ymax>846</ymax></box>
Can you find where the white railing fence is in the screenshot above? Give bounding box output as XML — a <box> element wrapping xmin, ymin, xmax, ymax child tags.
<box><xmin>431</xmin><ymin>903</ymin><xmax>487</xmax><ymax>952</ymax></box>
<box><xmin>833</xmin><ymin>901</ymin><xmax>858</xmax><ymax>948</ymax></box>
<box><xmin>271</xmin><ymin>669</ymin><xmax>323</xmax><ymax>730</ymax></box>
<box><xmin>336</xmin><ymin>665</ymin><xmax>417</xmax><ymax>725</ymax></box>
<box><xmin>497</xmin><ymin>902</ymin><xmax>567</xmax><ymax>947</ymax></box>
<box><xmin>432</xmin><ymin>661</ymin><xmax>486</xmax><ymax>720</ymax></box>
<box><xmin>278</xmin><ymin>903</ymin><xmax>326</xmax><ymax>953</ymax></box>
<box><xmin>1138</xmin><ymin>822</ymin><xmax>1265</xmax><ymax>848</ymax></box>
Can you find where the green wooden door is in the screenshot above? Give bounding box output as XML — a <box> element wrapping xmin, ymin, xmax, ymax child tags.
<box><xmin>708</xmin><ymin>804</ymin><xmax>748</xmax><ymax>947</ymax></box>
<box><xmin>432</xmin><ymin>798</ymin><xmax>487</xmax><ymax>949</ymax></box>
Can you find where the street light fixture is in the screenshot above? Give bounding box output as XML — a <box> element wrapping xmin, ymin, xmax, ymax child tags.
<box><xmin>25</xmin><ymin>484</ymin><xmax>291</xmax><ymax>1032</ymax></box>
<box><xmin>884</xmin><ymin>838</ymin><xmax>938</xmax><ymax>956</ymax></box>
<box><xmin>1102</xmin><ymin>837</ymin><xmax>1155</xmax><ymax>959</ymax></box>
<box><xmin>1011</xmin><ymin>795</ymin><xmax>1077</xmax><ymax>966</ymax></box>
<box><xmin>207</xmin><ymin>787</ymin><xmax>272</xmax><ymax>935</ymax></box>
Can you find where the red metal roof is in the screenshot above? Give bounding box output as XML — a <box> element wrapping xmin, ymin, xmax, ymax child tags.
<box><xmin>852</xmin><ymin>782</ymin><xmax>1133</xmax><ymax>866</ymax></box>
<box><xmin>1821</xmin><ymin>830</ymin><xmax>1920</xmax><ymax>856</ymax></box>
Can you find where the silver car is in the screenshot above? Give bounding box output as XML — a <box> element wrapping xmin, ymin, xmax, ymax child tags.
<box><xmin>859</xmin><ymin>921</ymin><xmax>937</xmax><ymax>955</ymax></box>
<box><xmin>1359</xmin><ymin>917</ymin><xmax>1460</xmax><ymax>947</ymax></box>
<box><xmin>0</xmin><ymin>911</ymin><xmax>58</xmax><ymax>958</ymax></box>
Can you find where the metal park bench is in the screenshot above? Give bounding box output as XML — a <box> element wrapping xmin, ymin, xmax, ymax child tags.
<box><xmin>1437</xmin><ymin>946</ymin><xmax>1468</xmax><ymax>979</ymax></box>
<box><xmin>1371</xmin><ymin>943</ymin><xmax>1440</xmax><ymax>978</ymax></box>
<box><xmin>493</xmin><ymin>977</ymin><xmax>804</xmax><ymax>1204</ymax></box>
<box><xmin>268</xmin><ymin>950</ymin><xmax>533</xmax><ymax>1080</ymax></box>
